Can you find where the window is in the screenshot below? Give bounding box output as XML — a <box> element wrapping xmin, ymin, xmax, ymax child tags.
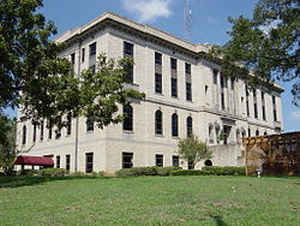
<box><xmin>272</xmin><ymin>96</ymin><xmax>277</xmax><ymax>121</ymax></box>
<box><xmin>231</xmin><ymin>78</ymin><xmax>235</xmax><ymax>90</ymax></box>
<box><xmin>185</xmin><ymin>63</ymin><xmax>192</xmax><ymax>101</ymax></box>
<box><xmin>221</xmin><ymin>93</ymin><xmax>225</xmax><ymax>110</ymax></box>
<box><xmin>213</xmin><ymin>69</ymin><xmax>218</xmax><ymax>84</ymax></box>
<box><xmin>123</xmin><ymin>105</ymin><xmax>133</xmax><ymax>131</ymax></box>
<box><xmin>246</xmin><ymin>85</ymin><xmax>250</xmax><ymax>117</ymax></box>
<box><xmin>66</xmin><ymin>155</ymin><xmax>70</xmax><ymax>171</ymax></box>
<box><xmin>209</xmin><ymin>125</ymin><xmax>214</xmax><ymax>144</ymax></box>
<box><xmin>123</xmin><ymin>42</ymin><xmax>134</xmax><ymax>84</ymax></box>
<box><xmin>124</xmin><ymin>42</ymin><xmax>134</xmax><ymax>57</ymax></box>
<box><xmin>155</xmin><ymin>52</ymin><xmax>162</xmax><ymax>65</ymax></box>
<box><xmin>187</xmin><ymin>116</ymin><xmax>193</xmax><ymax>137</ymax></box>
<box><xmin>248</xmin><ymin>128</ymin><xmax>251</xmax><ymax>137</ymax></box>
<box><xmin>155</xmin><ymin>110</ymin><xmax>163</xmax><ymax>135</ymax></box>
<box><xmin>48</xmin><ymin>119</ymin><xmax>53</xmax><ymax>140</ymax></box>
<box><xmin>155</xmin><ymin>154</ymin><xmax>163</xmax><ymax>167</ymax></box>
<box><xmin>204</xmin><ymin>160</ymin><xmax>213</xmax><ymax>166</ymax></box>
<box><xmin>155</xmin><ymin>73</ymin><xmax>162</xmax><ymax>93</ymax></box>
<box><xmin>67</xmin><ymin>113</ymin><xmax>72</xmax><ymax>136</ymax></box>
<box><xmin>71</xmin><ymin>53</ymin><xmax>75</xmax><ymax>65</ymax></box>
<box><xmin>85</xmin><ymin>152</ymin><xmax>93</xmax><ymax>173</ymax></box>
<box><xmin>22</xmin><ymin>125</ymin><xmax>27</xmax><ymax>145</ymax></box>
<box><xmin>188</xmin><ymin>159</ymin><xmax>194</xmax><ymax>169</ymax></box>
<box><xmin>89</xmin><ymin>42</ymin><xmax>96</xmax><ymax>56</ymax></box>
<box><xmin>186</xmin><ymin>82</ymin><xmax>192</xmax><ymax>101</ymax></box>
<box><xmin>171</xmin><ymin>78</ymin><xmax>177</xmax><ymax>97</ymax></box>
<box><xmin>40</xmin><ymin>120</ymin><xmax>44</xmax><ymax>141</ymax></box>
<box><xmin>122</xmin><ymin>152</ymin><xmax>133</xmax><ymax>168</ymax></box>
<box><xmin>172</xmin><ymin>156</ymin><xmax>179</xmax><ymax>167</ymax></box>
<box><xmin>86</xmin><ymin>112</ymin><xmax>94</xmax><ymax>132</ymax></box>
<box><xmin>33</xmin><ymin>123</ymin><xmax>37</xmax><ymax>143</ymax></box>
<box><xmin>185</xmin><ymin>63</ymin><xmax>191</xmax><ymax>74</ymax></box>
<box><xmin>261</xmin><ymin>92</ymin><xmax>266</xmax><ymax>120</ymax></box>
<box><xmin>82</xmin><ymin>48</ymin><xmax>85</xmax><ymax>63</ymax></box>
<box><xmin>171</xmin><ymin>113</ymin><xmax>178</xmax><ymax>137</ymax></box>
<box><xmin>256</xmin><ymin>130</ymin><xmax>259</xmax><ymax>136</ymax></box>
<box><xmin>171</xmin><ymin>58</ymin><xmax>177</xmax><ymax>70</ymax></box>
<box><xmin>253</xmin><ymin>90</ymin><xmax>258</xmax><ymax>119</ymax></box>
<box><xmin>56</xmin><ymin>156</ymin><xmax>60</xmax><ymax>168</ymax></box>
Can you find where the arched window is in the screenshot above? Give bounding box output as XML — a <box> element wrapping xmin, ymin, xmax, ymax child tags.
<box><xmin>187</xmin><ymin>116</ymin><xmax>193</xmax><ymax>137</ymax></box>
<box><xmin>264</xmin><ymin>131</ymin><xmax>268</xmax><ymax>136</ymax></box>
<box><xmin>171</xmin><ymin>113</ymin><xmax>178</xmax><ymax>137</ymax></box>
<box><xmin>256</xmin><ymin>130</ymin><xmax>259</xmax><ymax>136</ymax></box>
<box><xmin>236</xmin><ymin>129</ymin><xmax>241</xmax><ymax>144</ymax></box>
<box><xmin>123</xmin><ymin>105</ymin><xmax>133</xmax><ymax>131</ymax></box>
<box><xmin>22</xmin><ymin>125</ymin><xmax>27</xmax><ymax>145</ymax></box>
<box><xmin>86</xmin><ymin>112</ymin><xmax>94</xmax><ymax>132</ymax></box>
<box><xmin>155</xmin><ymin>110</ymin><xmax>163</xmax><ymax>135</ymax></box>
<box><xmin>208</xmin><ymin>124</ymin><xmax>214</xmax><ymax>143</ymax></box>
<box><xmin>204</xmin><ymin>160</ymin><xmax>213</xmax><ymax>166</ymax></box>
<box><xmin>33</xmin><ymin>123</ymin><xmax>37</xmax><ymax>142</ymax></box>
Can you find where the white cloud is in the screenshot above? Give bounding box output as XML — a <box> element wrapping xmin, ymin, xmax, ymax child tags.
<box><xmin>291</xmin><ymin>111</ymin><xmax>300</xmax><ymax>119</ymax></box>
<box><xmin>122</xmin><ymin>0</ymin><xmax>172</xmax><ymax>23</ymax></box>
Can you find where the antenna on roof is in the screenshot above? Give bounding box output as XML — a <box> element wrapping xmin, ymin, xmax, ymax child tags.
<box><xmin>184</xmin><ymin>0</ymin><xmax>192</xmax><ymax>41</ymax></box>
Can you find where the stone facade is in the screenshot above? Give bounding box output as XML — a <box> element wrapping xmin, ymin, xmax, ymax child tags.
<box><xmin>16</xmin><ymin>12</ymin><xmax>283</xmax><ymax>173</ymax></box>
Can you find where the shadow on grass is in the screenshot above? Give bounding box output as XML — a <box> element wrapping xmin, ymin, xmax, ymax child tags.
<box><xmin>0</xmin><ymin>176</ymin><xmax>112</xmax><ymax>189</ymax></box>
<box><xmin>209</xmin><ymin>215</ymin><xmax>228</xmax><ymax>226</ymax></box>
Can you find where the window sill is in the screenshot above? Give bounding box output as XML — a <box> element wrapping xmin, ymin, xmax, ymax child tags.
<box><xmin>123</xmin><ymin>130</ymin><xmax>134</xmax><ymax>134</ymax></box>
<box><xmin>172</xmin><ymin>136</ymin><xmax>179</xmax><ymax>140</ymax></box>
<box><xmin>86</xmin><ymin>131</ymin><xmax>94</xmax><ymax>135</ymax></box>
<box><xmin>155</xmin><ymin>134</ymin><xmax>164</xmax><ymax>137</ymax></box>
<box><xmin>171</xmin><ymin>96</ymin><xmax>179</xmax><ymax>99</ymax></box>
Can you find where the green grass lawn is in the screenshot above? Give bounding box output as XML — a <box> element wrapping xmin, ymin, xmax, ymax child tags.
<box><xmin>0</xmin><ymin>176</ymin><xmax>299</xmax><ymax>226</ymax></box>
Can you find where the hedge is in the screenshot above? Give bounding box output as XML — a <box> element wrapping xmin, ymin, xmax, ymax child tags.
<box><xmin>38</xmin><ymin>168</ymin><xmax>69</xmax><ymax>177</ymax></box>
<box><xmin>116</xmin><ymin>166</ymin><xmax>182</xmax><ymax>177</ymax></box>
<box><xmin>171</xmin><ymin>167</ymin><xmax>245</xmax><ymax>176</ymax></box>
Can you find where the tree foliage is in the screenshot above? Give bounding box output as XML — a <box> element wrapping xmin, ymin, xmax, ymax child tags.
<box><xmin>0</xmin><ymin>0</ymin><xmax>145</xmax><ymax>139</ymax></box>
<box><xmin>178</xmin><ymin>136</ymin><xmax>212</xmax><ymax>169</ymax></box>
<box><xmin>211</xmin><ymin>0</ymin><xmax>299</xmax><ymax>105</ymax></box>
<box><xmin>0</xmin><ymin>115</ymin><xmax>16</xmax><ymax>175</ymax></box>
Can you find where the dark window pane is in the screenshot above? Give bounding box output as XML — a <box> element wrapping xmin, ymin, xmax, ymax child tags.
<box><xmin>123</xmin><ymin>105</ymin><xmax>133</xmax><ymax>131</ymax></box>
<box><xmin>56</xmin><ymin>156</ymin><xmax>60</xmax><ymax>168</ymax></box>
<box><xmin>67</xmin><ymin>113</ymin><xmax>72</xmax><ymax>135</ymax></box>
<box><xmin>155</xmin><ymin>110</ymin><xmax>163</xmax><ymax>135</ymax></box>
<box><xmin>66</xmin><ymin>155</ymin><xmax>70</xmax><ymax>171</ymax></box>
<box><xmin>171</xmin><ymin>78</ymin><xmax>177</xmax><ymax>97</ymax></box>
<box><xmin>172</xmin><ymin>113</ymin><xmax>178</xmax><ymax>137</ymax></box>
<box><xmin>185</xmin><ymin>63</ymin><xmax>191</xmax><ymax>74</ymax></box>
<box><xmin>122</xmin><ymin>152</ymin><xmax>133</xmax><ymax>168</ymax></box>
<box><xmin>155</xmin><ymin>52</ymin><xmax>162</xmax><ymax>65</ymax></box>
<box><xmin>155</xmin><ymin>73</ymin><xmax>162</xmax><ymax>93</ymax></box>
<box><xmin>124</xmin><ymin>42</ymin><xmax>133</xmax><ymax>57</ymax></box>
<box><xmin>187</xmin><ymin>116</ymin><xmax>193</xmax><ymax>137</ymax></box>
<box><xmin>82</xmin><ymin>48</ymin><xmax>85</xmax><ymax>63</ymax></box>
<box><xmin>186</xmin><ymin>82</ymin><xmax>192</xmax><ymax>101</ymax></box>
<box><xmin>40</xmin><ymin>120</ymin><xmax>44</xmax><ymax>141</ymax></box>
<box><xmin>89</xmin><ymin>42</ymin><xmax>96</xmax><ymax>56</ymax></box>
<box><xmin>213</xmin><ymin>69</ymin><xmax>218</xmax><ymax>84</ymax></box>
<box><xmin>171</xmin><ymin>58</ymin><xmax>177</xmax><ymax>70</ymax></box>
<box><xmin>86</xmin><ymin>153</ymin><xmax>93</xmax><ymax>173</ymax></box>
<box><xmin>86</xmin><ymin>112</ymin><xmax>94</xmax><ymax>132</ymax></box>
<box><xmin>172</xmin><ymin>156</ymin><xmax>179</xmax><ymax>167</ymax></box>
<box><xmin>155</xmin><ymin>154</ymin><xmax>163</xmax><ymax>167</ymax></box>
<box><xmin>33</xmin><ymin>123</ymin><xmax>37</xmax><ymax>143</ymax></box>
<box><xmin>22</xmin><ymin>125</ymin><xmax>26</xmax><ymax>145</ymax></box>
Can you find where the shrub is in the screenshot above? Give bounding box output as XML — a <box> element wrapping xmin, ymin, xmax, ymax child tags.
<box><xmin>116</xmin><ymin>166</ymin><xmax>182</xmax><ymax>177</ymax></box>
<box><xmin>18</xmin><ymin>169</ymin><xmax>39</xmax><ymax>176</ymax></box>
<box><xmin>70</xmin><ymin>171</ymin><xmax>86</xmax><ymax>177</ymax></box>
<box><xmin>202</xmin><ymin>166</ymin><xmax>245</xmax><ymax>176</ymax></box>
<box><xmin>38</xmin><ymin>168</ymin><xmax>68</xmax><ymax>177</ymax></box>
<box><xmin>98</xmin><ymin>171</ymin><xmax>105</xmax><ymax>177</ymax></box>
<box><xmin>170</xmin><ymin>170</ymin><xmax>209</xmax><ymax>176</ymax></box>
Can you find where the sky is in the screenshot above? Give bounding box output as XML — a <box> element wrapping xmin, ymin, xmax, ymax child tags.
<box><xmin>5</xmin><ymin>0</ymin><xmax>299</xmax><ymax>132</ymax></box>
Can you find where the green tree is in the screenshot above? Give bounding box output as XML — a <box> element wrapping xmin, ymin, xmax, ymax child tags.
<box><xmin>178</xmin><ymin>136</ymin><xmax>212</xmax><ymax>169</ymax></box>
<box><xmin>0</xmin><ymin>115</ymin><xmax>16</xmax><ymax>175</ymax></box>
<box><xmin>0</xmin><ymin>0</ymin><xmax>144</xmax><ymax>138</ymax></box>
<box><xmin>211</xmin><ymin>0</ymin><xmax>299</xmax><ymax>105</ymax></box>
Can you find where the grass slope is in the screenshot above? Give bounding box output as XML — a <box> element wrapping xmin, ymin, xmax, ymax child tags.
<box><xmin>0</xmin><ymin>176</ymin><xmax>299</xmax><ymax>226</ymax></box>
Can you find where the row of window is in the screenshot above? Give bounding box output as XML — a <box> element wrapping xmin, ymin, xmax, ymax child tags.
<box><xmin>55</xmin><ymin>152</ymin><xmax>179</xmax><ymax>173</ymax></box>
<box><xmin>123</xmin><ymin>105</ymin><xmax>193</xmax><ymax>137</ymax></box>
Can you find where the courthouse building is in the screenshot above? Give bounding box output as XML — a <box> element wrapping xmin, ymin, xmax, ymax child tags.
<box><xmin>16</xmin><ymin>12</ymin><xmax>283</xmax><ymax>173</ymax></box>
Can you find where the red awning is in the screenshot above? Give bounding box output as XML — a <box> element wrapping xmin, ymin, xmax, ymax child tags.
<box><xmin>15</xmin><ymin>156</ymin><xmax>54</xmax><ymax>166</ymax></box>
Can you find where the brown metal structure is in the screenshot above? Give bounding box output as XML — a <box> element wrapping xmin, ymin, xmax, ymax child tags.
<box><xmin>242</xmin><ymin>132</ymin><xmax>300</xmax><ymax>176</ymax></box>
